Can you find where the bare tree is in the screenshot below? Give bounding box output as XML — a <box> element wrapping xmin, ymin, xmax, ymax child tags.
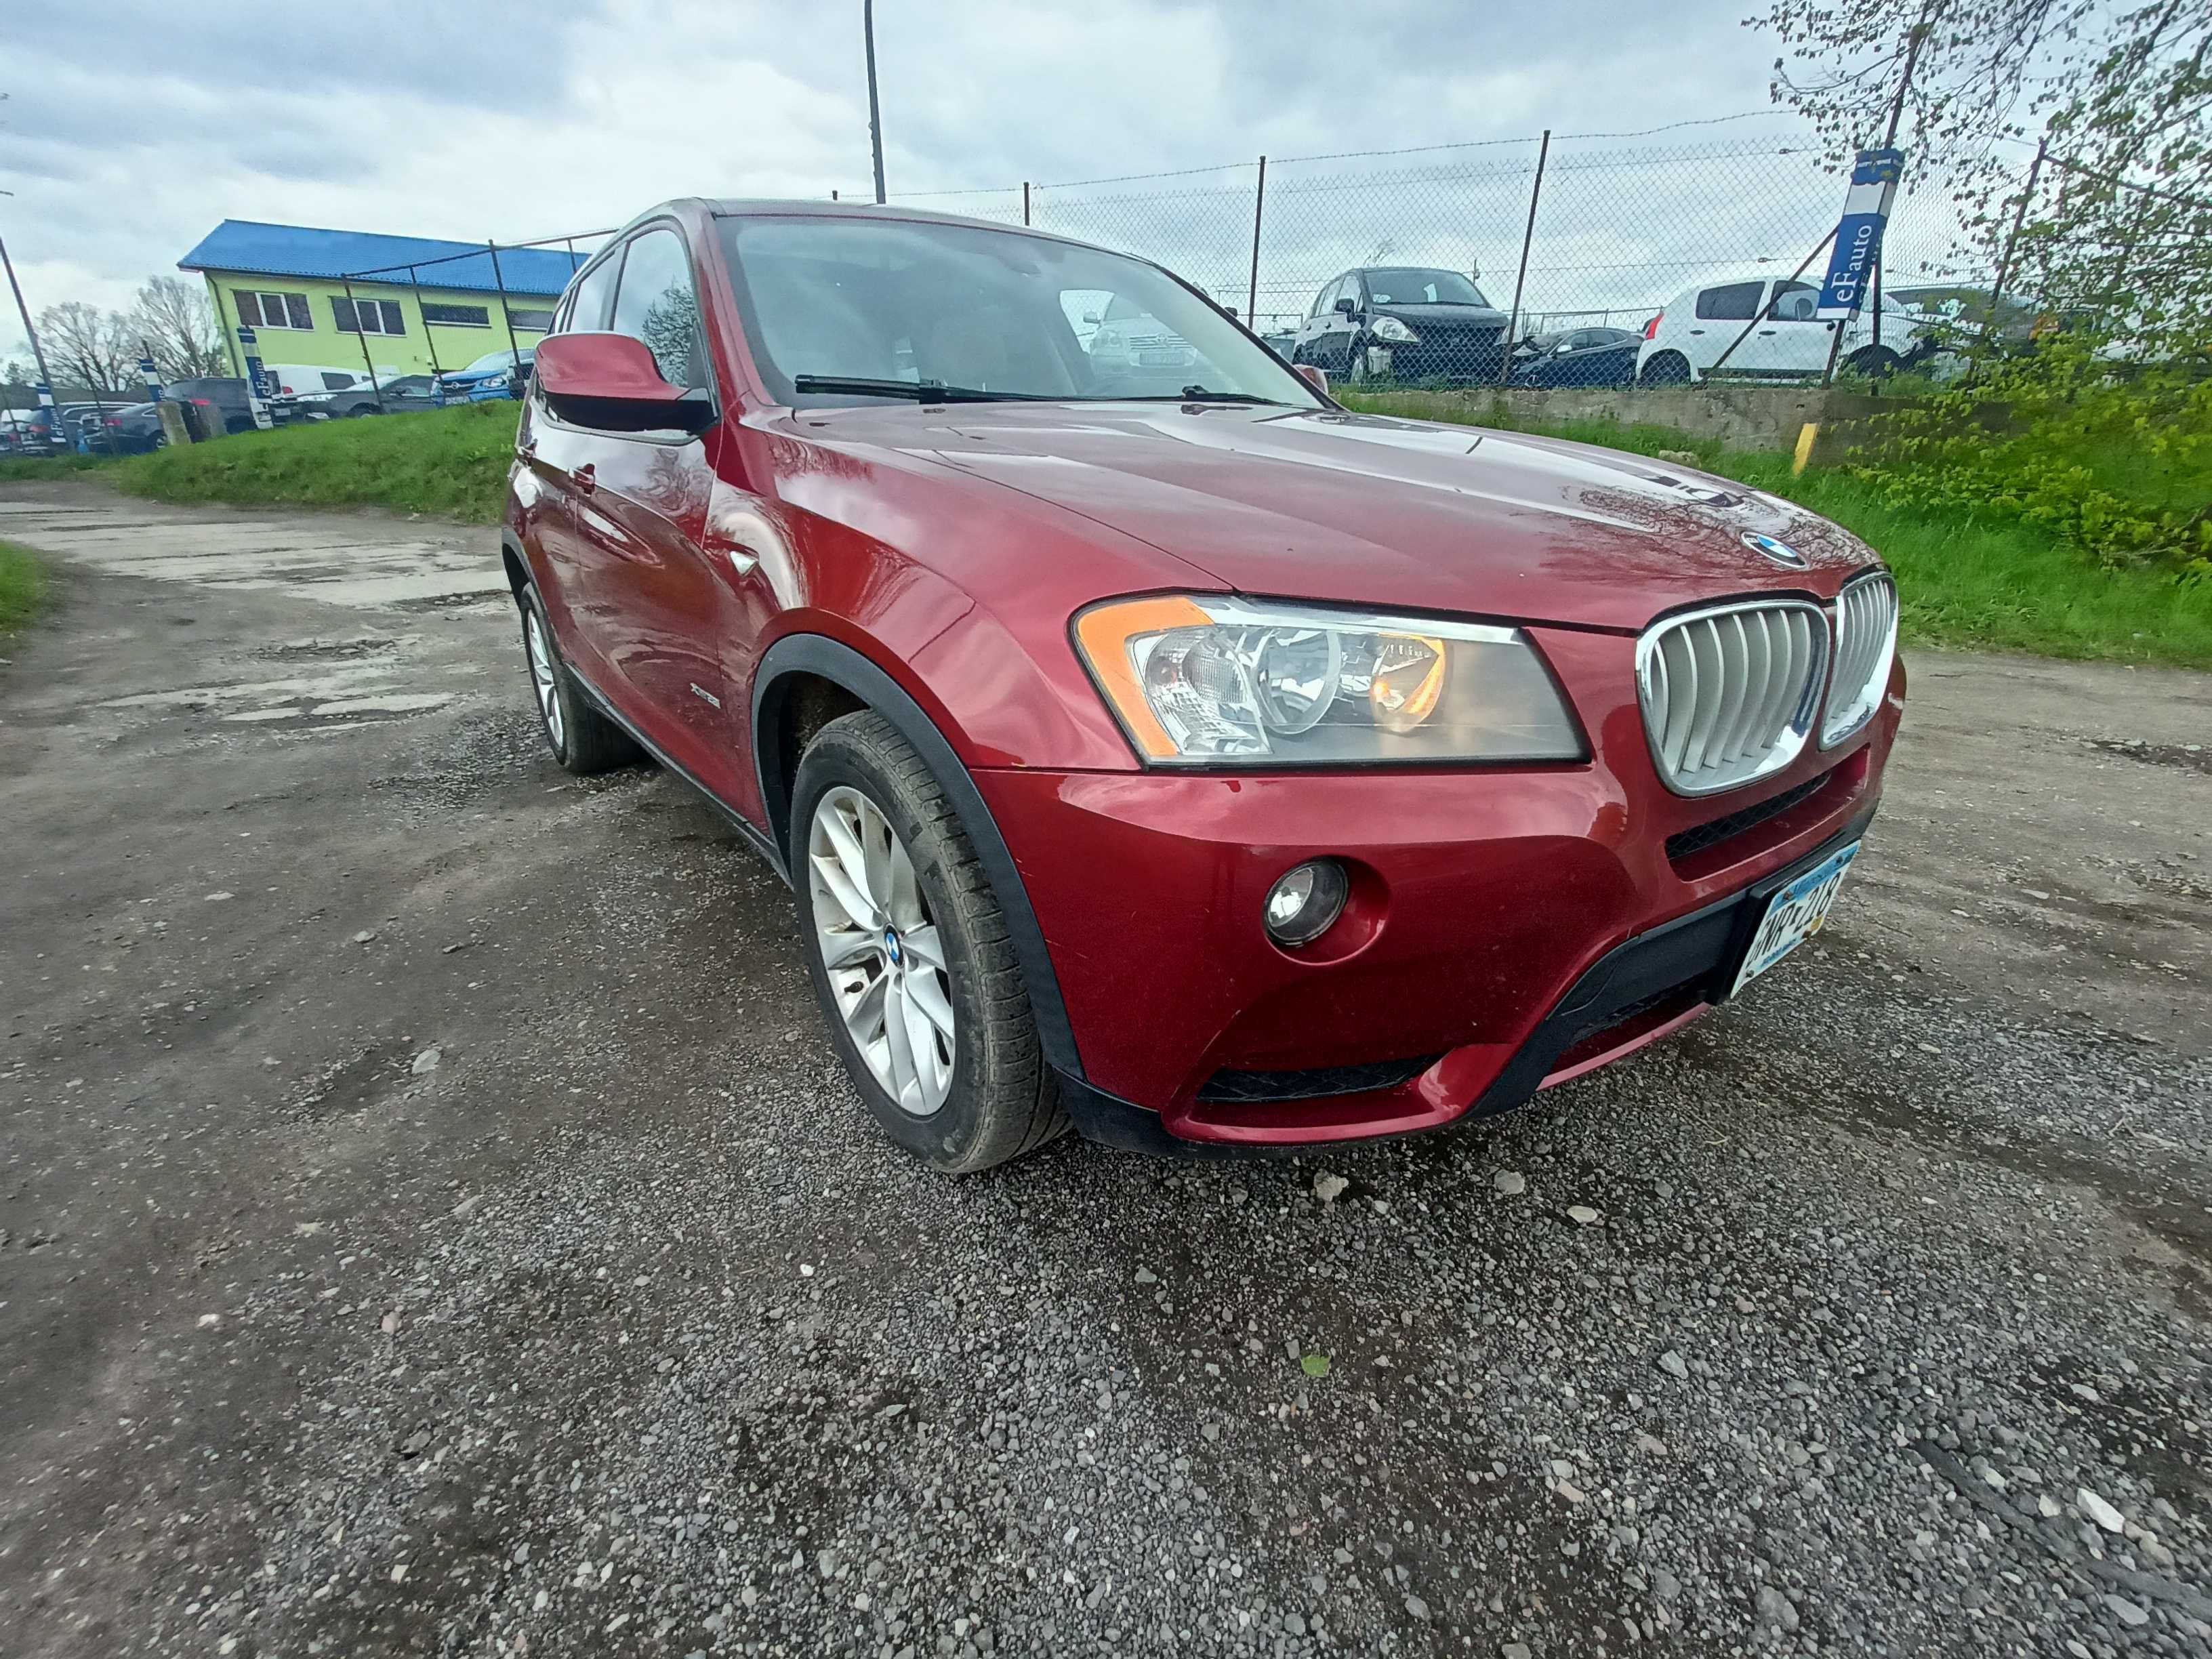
<box><xmin>38</xmin><ymin>302</ymin><xmax>136</xmax><ymax>392</ymax></box>
<box><xmin>129</xmin><ymin>275</ymin><xmax>224</xmax><ymax>381</ymax></box>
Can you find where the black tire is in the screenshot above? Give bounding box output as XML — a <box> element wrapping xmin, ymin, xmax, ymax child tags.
<box><xmin>791</xmin><ymin>710</ymin><xmax>1067</xmax><ymax>1173</ymax></box>
<box><xmin>1845</xmin><ymin>346</ymin><xmax>1901</xmax><ymax>381</ymax></box>
<box><xmin>516</xmin><ymin>584</ymin><xmax>638</xmax><ymax>775</ymax></box>
<box><xmin>1639</xmin><ymin>351</ymin><xmax>1692</xmax><ymax>387</ymax></box>
<box><xmin>1345</xmin><ymin>344</ymin><xmax>1378</xmax><ymax>386</ymax></box>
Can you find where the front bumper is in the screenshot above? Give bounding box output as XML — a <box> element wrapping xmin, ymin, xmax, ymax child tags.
<box><xmin>972</xmin><ymin>629</ymin><xmax>1903</xmax><ymax>1151</ymax></box>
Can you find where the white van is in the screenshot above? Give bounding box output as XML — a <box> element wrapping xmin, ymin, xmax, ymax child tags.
<box><xmin>1636</xmin><ymin>274</ymin><xmax>1933</xmax><ymax>385</ymax></box>
<box><xmin>262</xmin><ymin>363</ymin><xmax>403</xmax><ymax>398</ymax></box>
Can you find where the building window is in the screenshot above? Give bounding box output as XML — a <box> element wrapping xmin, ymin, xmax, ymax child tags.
<box><xmin>332</xmin><ymin>297</ymin><xmax>406</xmax><ymax>335</ymax></box>
<box><xmin>421</xmin><ymin>302</ymin><xmax>492</xmax><ymax>328</ymax></box>
<box><xmin>234</xmin><ymin>289</ymin><xmax>312</xmax><ymax>330</ymax></box>
<box><xmin>506</xmin><ymin>307</ymin><xmax>555</xmax><ymax>333</ymax></box>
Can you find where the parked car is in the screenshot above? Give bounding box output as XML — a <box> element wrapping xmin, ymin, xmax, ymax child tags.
<box><xmin>81</xmin><ymin>402</ymin><xmax>167</xmax><ymax>454</ymax></box>
<box><xmin>439</xmin><ymin>348</ymin><xmax>533</xmax><ymax>402</ymax></box>
<box><xmin>1637</xmin><ymin>274</ymin><xmax>1934</xmax><ymax>386</ymax></box>
<box><xmin>1291</xmin><ymin>266</ymin><xmax>1511</xmax><ymax>384</ymax></box>
<box><xmin>1507</xmin><ymin>326</ymin><xmax>1642</xmax><ymax>389</ymax></box>
<box><xmin>264</xmin><ymin>363</ymin><xmax>396</xmax><ymax>399</ymax></box>
<box><xmin>163</xmin><ymin>377</ymin><xmax>268</xmax><ymax>434</ymax></box>
<box><xmin>293</xmin><ymin>373</ymin><xmax>446</xmax><ymax>419</ymax></box>
<box><xmin>505</xmin><ymin>199</ymin><xmax>1903</xmax><ymax>1172</ymax></box>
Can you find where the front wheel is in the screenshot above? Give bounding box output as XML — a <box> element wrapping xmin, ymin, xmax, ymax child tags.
<box><xmin>1345</xmin><ymin>345</ymin><xmax>1380</xmax><ymax>386</ymax></box>
<box><xmin>792</xmin><ymin>711</ymin><xmax>1066</xmax><ymax>1173</ymax></box>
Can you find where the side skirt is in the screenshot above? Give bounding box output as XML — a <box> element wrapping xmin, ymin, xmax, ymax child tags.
<box><xmin>567</xmin><ymin>668</ymin><xmax>790</xmax><ymax>884</ymax></box>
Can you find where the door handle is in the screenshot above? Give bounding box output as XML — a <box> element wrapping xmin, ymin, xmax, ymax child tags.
<box><xmin>573</xmin><ymin>463</ymin><xmax>596</xmax><ymax>495</ymax></box>
<box><xmin>1688</xmin><ymin>328</ymin><xmax>1706</xmax><ymax>335</ymax></box>
<box><xmin>1758</xmin><ymin>328</ymin><xmax>1777</xmax><ymax>335</ymax></box>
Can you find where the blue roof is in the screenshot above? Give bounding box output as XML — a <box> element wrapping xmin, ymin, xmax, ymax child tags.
<box><xmin>178</xmin><ymin>220</ymin><xmax>586</xmax><ymax>297</ymax></box>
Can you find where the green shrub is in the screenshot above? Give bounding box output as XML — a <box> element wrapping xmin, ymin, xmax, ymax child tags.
<box><xmin>0</xmin><ymin>540</ymin><xmax>47</xmax><ymax>634</ymax></box>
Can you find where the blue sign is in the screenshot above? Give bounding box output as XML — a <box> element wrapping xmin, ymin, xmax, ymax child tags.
<box><xmin>138</xmin><ymin>354</ymin><xmax>163</xmax><ymax>400</ymax></box>
<box><xmin>1818</xmin><ymin>148</ymin><xmax>1904</xmax><ymax>319</ymax></box>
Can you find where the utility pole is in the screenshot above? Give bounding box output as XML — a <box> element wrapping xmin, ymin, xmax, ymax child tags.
<box><xmin>864</xmin><ymin>0</ymin><xmax>888</xmax><ymax>205</ymax></box>
<box><xmin>1</xmin><ymin>231</ymin><xmax>62</xmax><ymax>446</ymax></box>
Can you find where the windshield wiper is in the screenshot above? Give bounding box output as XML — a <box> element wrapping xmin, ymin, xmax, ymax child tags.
<box><xmin>1111</xmin><ymin>387</ymin><xmax>1291</xmax><ymax>405</ymax></box>
<box><xmin>791</xmin><ymin>374</ymin><xmax>1057</xmax><ymax>403</ymax></box>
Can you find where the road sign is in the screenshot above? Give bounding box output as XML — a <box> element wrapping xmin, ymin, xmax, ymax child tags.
<box><xmin>1818</xmin><ymin>148</ymin><xmax>1904</xmax><ymax>320</ymax></box>
<box><xmin>236</xmin><ymin>325</ymin><xmax>274</xmax><ymax>429</ymax></box>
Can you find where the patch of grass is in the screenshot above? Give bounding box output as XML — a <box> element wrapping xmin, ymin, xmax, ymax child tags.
<box><xmin>0</xmin><ymin>452</ymin><xmax>115</xmax><ymax>483</ymax></box>
<box><xmin>1340</xmin><ymin>391</ymin><xmax>2212</xmax><ymax>670</ymax></box>
<box><xmin>0</xmin><ymin>540</ymin><xmax>48</xmax><ymax>635</ymax></box>
<box><xmin>112</xmin><ymin>402</ymin><xmax>518</xmax><ymax>524</ymax></box>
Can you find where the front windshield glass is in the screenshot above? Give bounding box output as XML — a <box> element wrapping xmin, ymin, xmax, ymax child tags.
<box><xmin>717</xmin><ymin>214</ymin><xmax>1324</xmax><ymax>408</ymax></box>
<box><xmin>1364</xmin><ymin>268</ymin><xmax>1490</xmax><ymax>307</ymax></box>
<box><xmin>456</xmin><ymin>351</ymin><xmax>517</xmax><ymax>375</ymax></box>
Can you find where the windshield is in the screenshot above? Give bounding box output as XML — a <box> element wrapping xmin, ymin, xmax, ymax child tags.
<box><xmin>1364</xmin><ymin>268</ymin><xmax>1490</xmax><ymax>307</ymax></box>
<box><xmin>717</xmin><ymin>214</ymin><xmax>1324</xmax><ymax>408</ymax></box>
<box><xmin>455</xmin><ymin>350</ymin><xmax>522</xmax><ymax>375</ymax></box>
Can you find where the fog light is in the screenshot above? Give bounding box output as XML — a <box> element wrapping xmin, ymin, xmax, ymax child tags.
<box><xmin>1264</xmin><ymin>859</ymin><xmax>1349</xmax><ymax>947</ymax></box>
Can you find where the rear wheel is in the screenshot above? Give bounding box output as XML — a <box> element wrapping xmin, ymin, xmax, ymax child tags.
<box><xmin>1845</xmin><ymin>345</ymin><xmax>1901</xmax><ymax>381</ymax></box>
<box><xmin>1639</xmin><ymin>351</ymin><xmax>1692</xmax><ymax>387</ymax></box>
<box><xmin>516</xmin><ymin>584</ymin><xmax>638</xmax><ymax>774</ymax></box>
<box><xmin>792</xmin><ymin>710</ymin><xmax>1066</xmax><ymax>1173</ymax></box>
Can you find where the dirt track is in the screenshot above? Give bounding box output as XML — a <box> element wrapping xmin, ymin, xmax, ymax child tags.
<box><xmin>2</xmin><ymin>480</ymin><xmax>2207</xmax><ymax>1657</ymax></box>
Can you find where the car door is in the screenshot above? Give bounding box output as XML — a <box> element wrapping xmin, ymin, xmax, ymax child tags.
<box><xmin>521</xmin><ymin>251</ymin><xmax>624</xmax><ymax>682</ymax></box>
<box><xmin>1683</xmin><ymin>281</ymin><xmax>1765</xmax><ymax>377</ymax></box>
<box><xmin>564</xmin><ymin>223</ymin><xmax>740</xmax><ymax>792</ymax></box>
<box><xmin>1736</xmin><ymin>279</ymin><xmax>1837</xmax><ymax>378</ymax></box>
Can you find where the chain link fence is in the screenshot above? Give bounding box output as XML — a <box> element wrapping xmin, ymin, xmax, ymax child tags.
<box><xmin>856</xmin><ymin>114</ymin><xmax>2009</xmax><ymax>392</ymax></box>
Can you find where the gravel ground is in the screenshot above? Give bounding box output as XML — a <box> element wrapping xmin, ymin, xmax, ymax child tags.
<box><xmin>2</xmin><ymin>483</ymin><xmax>2207</xmax><ymax>1658</ymax></box>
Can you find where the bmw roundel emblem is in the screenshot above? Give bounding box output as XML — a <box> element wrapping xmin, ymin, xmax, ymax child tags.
<box><xmin>1742</xmin><ymin>531</ymin><xmax>1809</xmax><ymax>569</ymax></box>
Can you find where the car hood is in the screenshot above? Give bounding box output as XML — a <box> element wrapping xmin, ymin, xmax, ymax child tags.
<box><xmin>1373</xmin><ymin>302</ymin><xmax>1507</xmax><ymax>328</ymax></box>
<box><xmin>807</xmin><ymin>402</ymin><xmax>1874</xmax><ymax>630</ymax></box>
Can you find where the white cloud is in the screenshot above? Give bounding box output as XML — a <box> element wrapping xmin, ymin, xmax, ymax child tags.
<box><xmin>3</xmin><ymin>0</ymin><xmax>1987</xmax><ymax>368</ymax></box>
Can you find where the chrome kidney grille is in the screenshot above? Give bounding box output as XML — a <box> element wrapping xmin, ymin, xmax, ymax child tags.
<box><xmin>1637</xmin><ymin>600</ymin><xmax>1829</xmax><ymax>796</ymax></box>
<box><xmin>1820</xmin><ymin>571</ymin><xmax>1898</xmax><ymax>747</ymax></box>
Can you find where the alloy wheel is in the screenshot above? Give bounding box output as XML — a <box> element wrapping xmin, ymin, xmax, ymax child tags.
<box><xmin>807</xmin><ymin>784</ymin><xmax>956</xmax><ymax>1117</ymax></box>
<box><xmin>525</xmin><ymin>609</ymin><xmax>565</xmax><ymax>749</ymax></box>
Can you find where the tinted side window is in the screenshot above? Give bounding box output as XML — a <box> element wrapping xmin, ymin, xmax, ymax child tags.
<box><xmin>609</xmin><ymin>228</ymin><xmax>704</xmax><ymax>388</ymax></box>
<box><xmin>565</xmin><ymin>255</ymin><xmax>622</xmax><ymax>335</ymax></box>
<box><xmin>1767</xmin><ymin>280</ymin><xmax>1819</xmax><ymax>321</ymax></box>
<box><xmin>1309</xmin><ymin>279</ymin><xmax>1336</xmax><ymax>319</ymax></box>
<box><xmin>1695</xmin><ymin>283</ymin><xmax>1765</xmax><ymax>321</ymax></box>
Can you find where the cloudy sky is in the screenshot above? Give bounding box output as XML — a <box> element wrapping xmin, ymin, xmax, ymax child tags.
<box><xmin>3</xmin><ymin>0</ymin><xmax>1902</xmax><ymax>364</ymax></box>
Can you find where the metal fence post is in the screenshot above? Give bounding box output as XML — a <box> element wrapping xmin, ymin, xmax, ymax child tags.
<box><xmin>407</xmin><ymin>264</ymin><xmax>444</xmax><ymax>386</ymax></box>
<box><xmin>1246</xmin><ymin>155</ymin><xmax>1267</xmax><ymax>327</ymax></box>
<box><xmin>1023</xmin><ymin>182</ymin><xmax>1031</xmax><ymax>226</ymax></box>
<box><xmin>487</xmin><ymin>241</ymin><xmax>525</xmax><ymax>386</ymax></box>
<box><xmin>1500</xmin><ymin>129</ymin><xmax>1550</xmax><ymax>382</ymax></box>
<box><xmin>340</xmin><ymin>277</ymin><xmax>387</xmax><ymax>412</ymax></box>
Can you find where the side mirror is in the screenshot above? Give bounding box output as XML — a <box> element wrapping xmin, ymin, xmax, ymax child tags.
<box><xmin>1332</xmin><ymin>297</ymin><xmax>1357</xmax><ymax>318</ymax></box>
<box><xmin>535</xmin><ymin>332</ymin><xmax>712</xmax><ymax>433</ymax></box>
<box><xmin>1295</xmin><ymin>363</ymin><xmax>1330</xmax><ymax>396</ymax></box>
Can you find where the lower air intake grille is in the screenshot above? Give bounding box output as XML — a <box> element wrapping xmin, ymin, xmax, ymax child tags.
<box><xmin>1637</xmin><ymin>600</ymin><xmax>1828</xmax><ymax>796</ymax></box>
<box><xmin>1665</xmin><ymin>772</ymin><xmax>1830</xmax><ymax>862</ymax></box>
<box><xmin>1196</xmin><ymin>1053</ymin><xmax>1442</xmax><ymax>1103</ymax></box>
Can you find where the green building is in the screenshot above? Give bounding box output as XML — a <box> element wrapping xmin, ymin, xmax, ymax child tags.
<box><xmin>178</xmin><ymin>220</ymin><xmax>586</xmax><ymax>388</ymax></box>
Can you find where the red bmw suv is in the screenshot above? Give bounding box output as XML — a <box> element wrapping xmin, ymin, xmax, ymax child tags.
<box><xmin>502</xmin><ymin>200</ymin><xmax>1904</xmax><ymax>1172</ymax></box>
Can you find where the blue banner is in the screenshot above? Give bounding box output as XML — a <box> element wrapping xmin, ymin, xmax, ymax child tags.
<box><xmin>1817</xmin><ymin>148</ymin><xmax>1904</xmax><ymax>319</ymax></box>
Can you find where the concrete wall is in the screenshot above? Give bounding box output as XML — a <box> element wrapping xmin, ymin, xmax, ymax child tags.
<box><xmin>1353</xmin><ymin>384</ymin><xmax>1905</xmax><ymax>458</ymax></box>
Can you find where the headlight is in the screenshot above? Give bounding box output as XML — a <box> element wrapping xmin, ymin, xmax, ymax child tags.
<box><xmin>1370</xmin><ymin>316</ymin><xmax>1419</xmax><ymax>344</ymax></box>
<box><xmin>1073</xmin><ymin>596</ymin><xmax>1584</xmax><ymax>766</ymax></box>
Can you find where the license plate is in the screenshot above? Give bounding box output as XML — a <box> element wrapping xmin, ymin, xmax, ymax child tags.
<box><xmin>1729</xmin><ymin>841</ymin><xmax>1860</xmax><ymax>995</ymax></box>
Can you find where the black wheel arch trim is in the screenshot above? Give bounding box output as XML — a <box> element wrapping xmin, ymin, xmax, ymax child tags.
<box><xmin>752</xmin><ymin>634</ymin><xmax>1087</xmax><ymax>1082</ymax></box>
